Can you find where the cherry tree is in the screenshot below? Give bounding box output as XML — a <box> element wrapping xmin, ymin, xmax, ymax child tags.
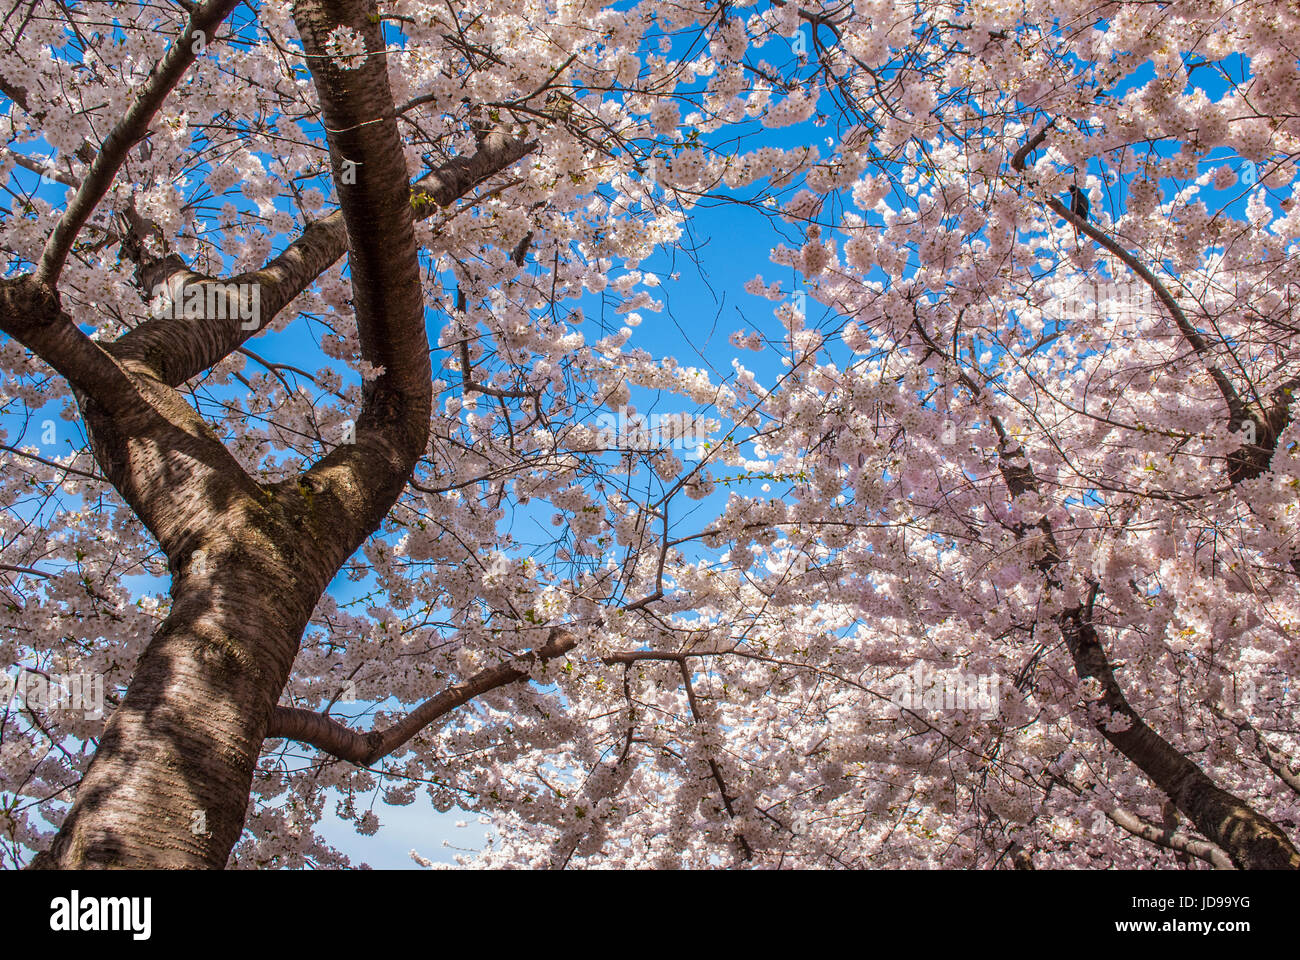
<box><xmin>1</xmin><ymin>0</ymin><xmax>1298</xmax><ymax>870</ymax></box>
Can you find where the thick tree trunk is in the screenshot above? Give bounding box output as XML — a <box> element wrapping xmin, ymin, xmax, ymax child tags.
<box><xmin>29</xmin><ymin>520</ymin><xmax>319</xmax><ymax>868</ymax></box>
<box><xmin>23</xmin><ymin>0</ymin><xmax>435</xmax><ymax>869</ymax></box>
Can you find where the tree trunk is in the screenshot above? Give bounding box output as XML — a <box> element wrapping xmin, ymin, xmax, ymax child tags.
<box><xmin>1062</xmin><ymin>608</ymin><xmax>1300</xmax><ymax>869</ymax></box>
<box><xmin>21</xmin><ymin>0</ymin><xmax>438</xmax><ymax>867</ymax></box>
<box><xmin>29</xmin><ymin>517</ymin><xmax>319</xmax><ymax>868</ymax></box>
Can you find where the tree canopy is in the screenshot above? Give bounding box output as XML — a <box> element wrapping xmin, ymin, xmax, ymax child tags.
<box><xmin>1</xmin><ymin>0</ymin><xmax>1299</xmax><ymax>869</ymax></box>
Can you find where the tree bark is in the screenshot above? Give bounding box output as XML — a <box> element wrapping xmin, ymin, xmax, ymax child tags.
<box><xmin>29</xmin><ymin>528</ymin><xmax>318</xmax><ymax>868</ymax></box>
<box><xmin>23</xmin><ymin>0</ymin><xmax>447</xmax><ymax>868</ymax></box>
<box><xmin>1062</xmin><ymin>606</ymin><xmax>1300</xmax><ymax>869</ymax></box>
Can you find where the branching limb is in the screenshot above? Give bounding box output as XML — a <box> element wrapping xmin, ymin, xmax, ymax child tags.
<box><xmin>109</xmin><ymin>130</ymin><xmax>535</xmax><ymax>389</ymax></box>
<box><xmin>1209</xmin><ymin>702</ymin><xmax>1300</xmax><ymax>798</ymax></box>
<box><xmin>1010</xmin><ymin>121</ymin><xmax>1249</xmax><ymax>430</ymax></box>
<box><xmin>677</xmin><ymin>658</ymin><xmax>754</xmax><ymax>862</ymax></box>
<box><xmin>267</xmin><ymin>628</ymin><xmax>579</xmax><ymax>766</ymax></box>
<box><xmin>1107</xmin><ymin>807</ymin><xmax>1234</xmax><ymax>869</ymax></box>
<box><xmin>35</xmin><ymin>0</ymin><xmax>243</xmax><ymax>287</ymax></box>
<box><xmin>0</xmin><ymin>276</ymin><xmax>136</xmax><ymax>419</ymax></box>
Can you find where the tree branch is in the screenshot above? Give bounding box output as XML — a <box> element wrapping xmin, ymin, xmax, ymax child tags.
<box><xmin>108</xmin><ymin>129</ymin><xmax>536</xmax><ymax>389</ymax></box>
<box><xmin>1107</xmin><ymin>806</ymin><xmax>1234</xmax><ymax>869</ymax></box>
<box><xmin>1209</xmin><ymin>702</ymin><xmax>1300</xmax><ymax>798</ymax></box>
<box><xmin>0</xmin><ymin>275</ymin><xmax>137</xmax><ymax>418</ymax></box>
<box><xmin>35</xmin><ymin>0</ymin><xmax>242</xmax><ymax>287</ymax></box>
<box><xmin>677</xmin><ymin>658</ymin><xmax>754</xmax><ymax>861</ymax></box>
<box><xmin>955</xmin><ymin>249</ymin><xmax>1300</xmax><ymax>866</ymax></box>
<box><xmin>266</xmin><ymin>628</ymin><xmax>579</xmax><ymax>766</ymax></box>
<box><xmin>260</xmin><ymin>0</ymin><xmax>437</xmax><ymax>558</ymax></box>
<box><xmin>1010</xmin><ymin>121</ymin><xmax>1249</xmax><ymax>429</ymax></box>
